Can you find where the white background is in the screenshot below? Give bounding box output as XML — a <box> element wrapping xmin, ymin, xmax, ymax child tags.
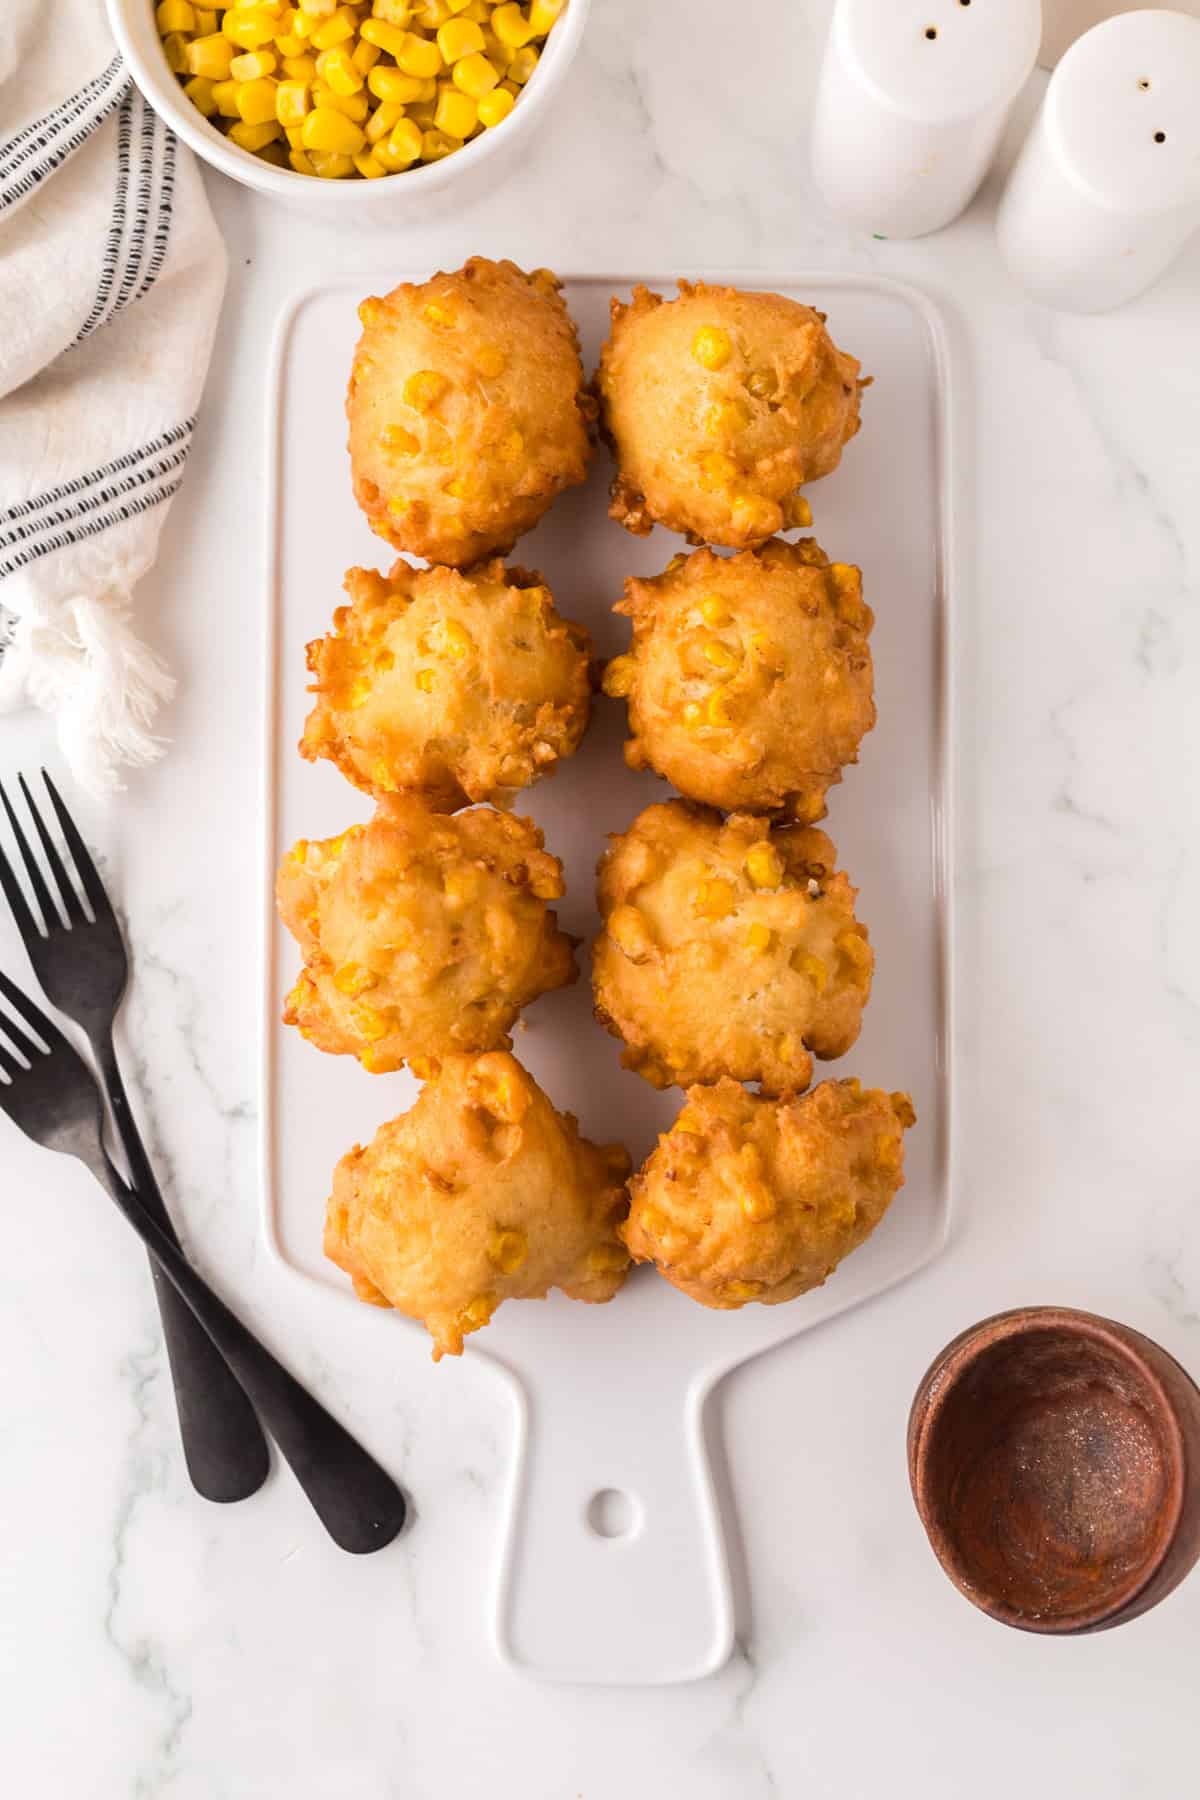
<box><xmin>2</xmin><ymin>0</ymin><xmax>1200</xmax><ymax>1793</ymax></box>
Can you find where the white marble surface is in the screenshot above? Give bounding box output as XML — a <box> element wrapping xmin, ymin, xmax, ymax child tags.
<box><xmin>3</xmin><ymin>1</ymin><xmax>1200</xmax><ymax>1791</ymax></box>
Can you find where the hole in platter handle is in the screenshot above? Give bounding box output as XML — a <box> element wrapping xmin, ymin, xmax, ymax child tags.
<box><xmin>492</xmin><ymin>1372</ymin><xmax>734</xmax><ymax>1685</ymax></box>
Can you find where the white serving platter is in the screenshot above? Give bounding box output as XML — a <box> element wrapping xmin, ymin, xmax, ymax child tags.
<box><xmin>262</xmin><ymin>272</ymin><xmax>958</xmax><ymax>1686</ymax></box>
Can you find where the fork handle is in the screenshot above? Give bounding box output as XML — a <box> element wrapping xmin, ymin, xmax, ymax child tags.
<box><xmin>90</xmin><ymin>1152</ymin><xmax>408</xmax><ymax>1555</ymax></box>
<box><xmin>93</xmin><ymin>1032</ymin><xmax>271</xmax><ymax>1506</ymax></box>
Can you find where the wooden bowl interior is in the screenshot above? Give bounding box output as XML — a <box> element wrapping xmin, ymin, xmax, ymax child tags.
<box><xmin>922</xmin><ymin>1326</ymin><xmax>1179</xmax><ymax>1625</ymax></box>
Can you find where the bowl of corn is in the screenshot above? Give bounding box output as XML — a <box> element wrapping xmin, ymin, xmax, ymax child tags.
<box><xmin>106</xmin><ymin>0</ymin><xmax>588</xmax><ymax>207</ymax></box>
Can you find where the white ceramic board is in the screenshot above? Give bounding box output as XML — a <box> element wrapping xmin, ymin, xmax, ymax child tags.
<box><xmin>262</xmin><ymin>273</ymin><xmax>957</xmax><ymax>1685</ymax></box>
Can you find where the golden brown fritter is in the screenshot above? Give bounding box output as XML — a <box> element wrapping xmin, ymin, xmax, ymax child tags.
<box><xmin>300</xmin><ymin>559</ymin><xmax>593</xmax><ymax>809</ymax></box>
<box><xmin>347</xmin><ymin>258</ymin><xmax>593</xmax><ymax>567</ymax></box>
<box><xmin>595</xmin><ymin>282</ymin><xmax>865</xmax><ymax>548</ymax></box>
<box><xmin>325</xmin><ymin>1052</ymin><xmax>633</xmax><ymax>1360</ymax></box>
<box><xmin>603</xmin><ymin>539</ymin><xmax>875</xmax><ymax>821</ymax></box>
<box><xmin>592</xmin><ymin>802</ymin><xmax>872</xmax><ymax>1095</ymax></box>
<box><xmin>277</xmin><ymin>798</ymin><xmax>576</xmax><ymax>1075</ymax></box>
<box><xmin>622</xmin><ymin>1077</ymin><xmax>915</xmax><ymax>1310</ymax></box>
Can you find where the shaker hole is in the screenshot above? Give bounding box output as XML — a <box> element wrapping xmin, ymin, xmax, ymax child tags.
<box><xmin>1154</xmin><ymin>131</ymin><xmax>1167</xmax><ymax>143</ymax></box>
<box><xmin>925</xmin><ymin>26</ymin><xmax>938</xmax><ymax>39</ymax></box>
<box><xmin>586</xmin><ymin>1488</ymin><xmax>638</xmax><ymax>1539</ymax></box>
<box><xmin>1138</xmin><ymin>78</ymin><xmax>1151</xmax><ymax>90</ymax></box>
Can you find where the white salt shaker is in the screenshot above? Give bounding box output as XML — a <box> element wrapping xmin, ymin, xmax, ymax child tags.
<box><xmin>997</xmin><ymin>10</ymin><xmax>1200</xmax><ymax>312</ymax></box>
<box><xmin>810</xmin><ymin>0</ymin><xmax>1042</xmax><ymax>239</ymax></box>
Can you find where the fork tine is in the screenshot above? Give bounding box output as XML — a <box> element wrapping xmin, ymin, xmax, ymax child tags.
<box><xmin>0</xmin><ymin>998</ymin><xmax>44</xmax><ymax>1064</ymax></box>
<box><xmin>0</xmin><ymin>831</ymin><xmax>40</xmax><ymax>943</ymax></box>
<box><xmin>40</xmin><ymin>770</ymin><xmax>113</xmax><ymax>923</ymax></box>
<box><xmin>0</xmin><ymin>777</ymin><xmax>58</xmax><ymax>931</ymax></box>
<box><xmin>18</xmin><ymin>773</ymin><xmax>86</xmax><ymax>926</ymax></box>
<box><xmin>0</xmin><ymin>1032</ymin><xmax>18</xmax><ymax>1081</ymax></box>
<box><xmin>0</xmin><ymin>965</ymin><xmax>68</xmax><ymax>1052</ymax></box>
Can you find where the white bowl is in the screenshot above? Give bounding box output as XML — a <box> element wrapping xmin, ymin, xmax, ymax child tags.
<box><xmin>105</xmin><ymin>0</ymin><xmax>590</xmax><ymax>215</ymax></box>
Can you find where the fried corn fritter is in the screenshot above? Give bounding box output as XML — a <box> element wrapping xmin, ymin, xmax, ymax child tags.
<box><xmin>622</xmin><ymin>1077</ymin><xmax>915</xmax><ymax>1310</ymax></box>
<box><xmin>301</xmin><ymin>559</ymin><xmax>593</xmax><ymax>809</ymax></box>
<box><xmin>277</xmin><ymin>798</ymin><xmax>576</xmax><ymax>1075</ymax></box>
<box><xmin>595</xmin><ymin>282</ymin><xmax>865</xmax><ymax>548</ymax></box>
<box><xmin>348</xmin><ymin>258</ymin><xmax>593</xmax><ymax>566</ymax></box>
<box><xmin>603</xmin><ymin>539</ymin><xmax>875</xmax><ymax>820</ymax></box>
<box><xmin>592</xmin><ymin>802</ymin><xmax>873</xmax><ymax>1095</ymax></box>
<box><xmin>325</xmin><ymin>1052</ymin><xmax>633</xmax><ymax>1360</ymax></box>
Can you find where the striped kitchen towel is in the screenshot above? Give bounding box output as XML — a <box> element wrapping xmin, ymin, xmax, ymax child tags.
<box><xmin>0</xmin><ymin>0</ymin><xmax>226</xmax><ymax>791</ymax></box>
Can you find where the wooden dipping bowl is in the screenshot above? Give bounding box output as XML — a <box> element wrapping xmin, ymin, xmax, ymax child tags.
<box><xmin>908</xmin><ymin>1307</ymin><xmax>1200</xmax><ymax>1633</ymax></box>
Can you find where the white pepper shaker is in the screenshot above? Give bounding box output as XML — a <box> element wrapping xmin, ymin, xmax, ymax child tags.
<box><xmin>997</xmin><ymin>10</ymin><xmax>1200</xmax><ymax>312</ymax></box>
<box><xmin>810</xmin><ymin>0</ymin><xmax>1042</xmax><ymax>239</ymax></box>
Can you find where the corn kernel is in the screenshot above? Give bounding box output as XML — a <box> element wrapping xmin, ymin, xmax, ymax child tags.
<box><xmin>381</xmin><ymin>421</ymin><xmax>420</xmax><ymax>453</ymax></box>
<box><xmin>374</xmin><ymin>126</ymin><xmax>417</xmax><ymax>169</ymax></box>
<box><xmin>414</xmin><ymin>0</ymin><xmax>451</xmax><ymax>21</ymax></box>
<box><xmin>608</xmin><ymin>904</ymin><xmax>653</xmax><ymax>963</ymax></box>
<box><xmin>416</xmin><ymin>668</ymin><xmax>436</xmax><ymax>692</ymax></box>
<box><xmin>706</xmin><ymin>689</ymin><xmax>736</xmax><ymax>727</ymax></box>
<box><xmin>699</xmin><ymin>450</ymin><xmax>738</xmax><ymax>489</ymax></box>
<box><xmin>396</xmin><ymin>29</ymin><xmax>444</xmax><ymax>74</ymax></box>
<box><xmin>195</xmin><ymin>7</ymin><xmax>219</xmax><ymax>29</ymax></box>
<box><xmin>229</xmin><ymin>117</ymin><xmax>283</xmax><ymax>149</ymax></box>
<box><xmin>702</xmin><ymin>637</ymin><xmax>741</xmax><ymax>672</ymax></box>
<box><xmin>353</xmin><ymin>38</ymin><xmax>381</xmax><ymax>74</ymax></box>
<box><xmin>452</xmin><ymin>50</ymin><xmax>499</xmax><ymax>97</ymax></box>
<box><xmin>274</xmin><ymin>30</ymin><xmax>308</xmax><ymax>57</ymax></box>
<box><xmin>602</xmin><ymin>654</ymin><xmax>635</xmax><ymax>698</ymax></box>
<box><xmin>700</xmin><ymin>596</ymin><xmax>731</xmax><ymax>627</ymax></box>
<box><xmin>507</xmin><ymin>44</ymin><xmax>538</xmax><ymax>83</ymax></box>
<box><xmin>281</xmin><ymin>50</ymin><xmax>318</xmax><ymax>77</ymax></box>
<box><xmin>797</xmin><ymin>953</ymin><xmax>827</xmax><ymax>993</ymax></box>
<box><xmin>368</xmin><ymin>64</ymin><xmax>425</xmax><ymax>102</ymax></box>
<box><xmin>745</xmin><ymin>842</ymin><xmax>783</xmax><ymax>888</ymax></box>
<box><xmin>492</xmin><ymin>2</ymin><xmax>533</xmax><ymax>47</ymax></box>
<box><xmin>288</xmin><ymin>146</ymin><xmax>317</xmax><ymax>173</ymax></box>
<box><xmin>720</xmin><ymin>1280</ymin><xmax>765</xmax><ymax>1304</ymax></box>
<box><xmin>703</xmin><ymin>397</ymin><xmax>750</xmax><ymax>436</ymax></box>
<box><xmin>435</xmin><ymin>617</ymin><xmax>472</xmax><ymax>658</ymax></box>
<box><xmin>876</xmin><ymin>1135</ymin><xmax>903</xmax><ymax>1175</ymax></box>
<box><xmin>359</xmin><ymin>15</ymin><xmax>409</xmax><ymax>53</ymax></box>
<box><xmin>746</xmin><ymin>366</ymin><xmax>777</xmax><ymax>400</ymax></box>
<box><xmin>301</xmin><ymin>104</ymin><xmax>365</xmax><ymax>152</ymax></box>
<box><xmin>230</xmin><ymin>48</ymin><xmax>277</xmax><ymax>79</ymax></box>
<box><xmin>745</xmin><ymin>922</ymin><xmax>773</xmax><ymax>954</ymax></box>
<box><xmin>236</xmin><ymin>78</ymin><xmax>279</xmax><ymax>124</ymax></box>
<box><xmin>183</xmin><ymin>75</ymin><xmax>218</xmax><ymax>116</ymax></box>
<box><xmin>358</xmin><ymin>1045</ymin><xmax>388</xmax><ymax>1072</ymax></box>
<box><xmin>836</xmin><ymin>927</ymin><xmax>873</xmax><ymax>980</ymax></box>
<box><xmin>437</xmin><ymin>16</ymin><xmax>484</xmax><ymax>59</ymax></box>
<box><xmin>435</xmin><ymin>85</ymin><xmax>478</xmax><ymax>137</ymax></box>
<box><xmin>156</xmin><ymin>0</ymin><xmax>196</xmax><ymax>30</ymax></box>
<box><xmin>311</xmin><ymin>148</ymin><xmax>360</xmax><ymax>177</ymax></box>
<box><xmin>730</xmin><ymin>493</ymin><xmax>779</xmax><ymax>536</ymax></box>
<box><xmin>693</xmin><ymin>877</ymin><xmax>735</xmax><ymax>919</ymax></box>
<box><xmin>275</xmin><ymin>79</ymin><xmax>310</xmax><ymax>124</ymax></box>
<box><xmin>212</xmin><ymin>77</ymin><xmax>240</xmax><ymax>114</ymax></box>
<box><xmin>353</xmin><ymin>1003</ymin><xmax>390</xmax><ymax>1040</ymax></box>
<box><xmin>162</xmin><ymin>33</ymin><xmax>190</xmax><ymax>75</ymax></box>
<box><xmin>372</xmin><ymin>0</ymin><xmax>412</xmax><ymax>21</ymax></box>
<box><xmin>285</xmin><ymin>123</ymin><xmax>305</xmax><ymax>146</ymax></box>
<box><xmin>318</xmin><ymin>45</ymin><xmax>363</xmax><ymax>92</ymax></box>
<box><xmin>458</xmin><ymin>1293</ymin><xmax>497</xmax><ymax>1333</ymax></box>
<box><xmin>588</xmin><ymin>1243</ymin><xmax>629</xmax><ymax>1276</ymax></box>
<box><xmin>223</xmin><ymin>7</ymin><xmax>280</xmax><ymax>50</ymax></box>
<box><xmin>477</xmin><ymin>85</ymin><xmax>514</xmax><ymax>126</ymax></box>
<box><xmin>741</xmin><ymin>1189</ymin><xmax>776</xmax><ymax>1222</ymax></box>
<box><xmin>528</xmin><ymin>0</ymin><xmax>564</xmax><ymax>28</ymax></box>
<box><xmin>333</xmin><ymin>963</ymin><xmax>377</xmax><ymax>997</ymax></box>
<box><xmin>682</xmin><ymin>701</ymin><xmax>703</xmax><ymax>728</ymax></box>
<box><xmin>785</xmin><ymin>494</ymin><xmax>813</xmax><ymax>528</ymax></box>
<box><xmin>404</xmin><ymin>368</ymin><xmax>449</xmax><ymax>411</ymax></box>
<box><xmin>187</xmin><ymin>33</ymin><xmax>235</xmax><ymax>78</ymax></box>
<box><xmin>299</xmin><ymin>0</ymin><xmax>338</xmax><ymax>15</ymax></box>
<box><xmin>310</xmin><ymin>5</ymin><xmax>357</xmax><ymax>49</ymax></box>
<box><xmin>421</xmin><ymin>125</ymin><xmax>460</xmax><ymax>158</ymax></box>
<box><xmin>692</xmin><ymin>325</ymin><xmax>733</xmax><ymax>370</ymax></box>
<box><xmin>488</xmin><ymin>1228</ymin><xmax>528</xmax><ymax>1274</ymax></box>
<box><xmin>364</xmin><ymin>98</ymin><xmax>402</xmax><ymax>141</ymax></box>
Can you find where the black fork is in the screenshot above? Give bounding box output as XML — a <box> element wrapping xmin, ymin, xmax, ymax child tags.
<box><xmin>0</xmin><ymin>968</ymin><xmax>407</xmax><ymax>1554</ymax></box>
<box><xmin>0</xmin><ymin>771</ymin><xmax>268</xmax><ymax>1502</ymax></box>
